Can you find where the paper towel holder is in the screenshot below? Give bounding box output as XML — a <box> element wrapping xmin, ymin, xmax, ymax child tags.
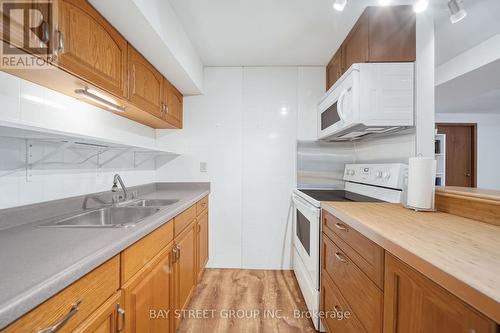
<box><xmin>402</xmin><ymin>156</ymin><xmax>437</xmax><ymax>212</ymax></box>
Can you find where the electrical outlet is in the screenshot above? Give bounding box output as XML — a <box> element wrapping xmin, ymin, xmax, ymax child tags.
<box><xmin>200</xmin><ymin>162</ymin><xmax>207</xmax><ymax>173</ymax></box>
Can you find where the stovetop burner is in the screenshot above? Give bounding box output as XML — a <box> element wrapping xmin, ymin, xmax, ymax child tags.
<box><xmin>298</xmin><ymin>189</ymin><xmax>382</xmax><ymax>202</ymax></box>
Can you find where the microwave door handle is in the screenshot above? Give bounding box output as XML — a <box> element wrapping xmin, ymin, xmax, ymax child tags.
<box><xmin>337</xmin><ymin>88</ymin><xmax>348</xmax><ymax>120</ymax></box>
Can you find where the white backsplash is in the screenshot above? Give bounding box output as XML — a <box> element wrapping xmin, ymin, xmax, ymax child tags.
<box><xmin>0</xmin><ymin>71</ymin><xmax>158</xmax><ymax>209</ymax></box>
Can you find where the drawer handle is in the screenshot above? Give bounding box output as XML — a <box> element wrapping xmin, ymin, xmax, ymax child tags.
<box><xmin>334</xmin><ymin>222</ymin><xmax>347</xmax><ymax>231</ymax></box>
<box><xmin>334</xmin><ymin>251</ymin><xmax>347</xmax><ymax>263</ymax></box>
<box><xmin>116</xmin><ymin>303</ymin><xmax>125</xmax><ymax>333</ymax></box>
<box><xmin>37</xmin><ymin>300</ymin><xmax>81</xmax><ymax>333</ymax></box>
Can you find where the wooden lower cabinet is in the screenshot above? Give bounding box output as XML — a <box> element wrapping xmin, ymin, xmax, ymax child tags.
<box><xmin>196</xmin><ymin>210</ymin><xmax>209</xmax><ymax>280</ymax></box>
<box><xmin>174</xmin><ymin>221</ymin><xmax>197</xmax><ymax>329</ymax></box>
<box><xmin>384</xmin><ymin>254</ymin><xmax>497</xmax><ymax>333</ymax></box>
<box><xmin>73</xmin><ymin>291</ymin><xmax>124</xmax><ymax>333</ymax></box>
<box><xmin>123</xmin><ymin>245</ymin><xmax>174</xmax><ymax>333</ymax></box>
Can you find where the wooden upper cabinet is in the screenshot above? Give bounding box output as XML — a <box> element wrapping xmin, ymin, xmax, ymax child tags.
<box><xmin>384</xmin><ymin>254</ymin><xmax>497</xmax><ymax>333</ymax></box>
<box><xmin>367</xmin><ymin>5</ymin><xmax>416</xmax><ymax>62</ymax></box>
<box><xmin>128</xmin><ymin>46</ymin><xmax>163</xmax><ymax>119</ymax></box>
<box><xmin>326</xmin><ymin>5</ymin><xmax>416</xmax><ymax>91</ymax></box>
<box><xmin>326</xmin><ymin>48</ymin><xmax>342</xmax><ymax>91</ymax></box>
<box><xmin>123</xmin><ymin>246</ymin><xmax>173</xmax><ymax>333</ymax></box>
<box><xmin>56</xmin><ymin>0</ymin><xmax>128</xmax><ymax>98</ymax></box>
<box><xmin>342</xmin><ymin>11</ymin><xmax>369</xmax><ymax>74</ymax></box>
<box><xmin>162</xmin><ymin>78</ymin><xmax>183</xmax><ymax>128</ymax></box>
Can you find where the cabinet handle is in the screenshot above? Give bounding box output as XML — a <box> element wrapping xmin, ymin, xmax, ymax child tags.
<box><xmin>334</xmin><ymin>251</ymin><xmax>347</xmax><ymax>263</ymax></box>
<box><xmin>172</xmin><ymin>247</ymin><xmax>178</xmax><ymax>263</ymax></box>
<box><xmin>37</xmin><ymin>300</ymin><xmax>81</xmax><ymax>333</ymax></box>
<box><xmin>40</xmin><ymin>20</ymin><xmax>50</xmax><ymax>45</ymax></box>
<box><xmin>334</xmin><ymin>222</ymin><xmax>347</xmax><ymax>231</ymax></box>
<box><xmin>333</xmin><ymin>305</ymin><xmax>342</xmax><ymax>312</ymax></box>
<box><xmin>55</xmin><ymin>29</ymin><xmax>64</xmax><ymax>55</ymax></box>
<box><xmin>116</xmin><ymin>303</ymin><xmax>125</xmax><ymax>333</ymax></box>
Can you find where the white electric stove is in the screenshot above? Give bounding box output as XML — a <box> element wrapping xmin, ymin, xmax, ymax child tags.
<box><xmin>292</xmin><ymin>163</ymin><xmax>407</xmax><ymax>331</ymax></box>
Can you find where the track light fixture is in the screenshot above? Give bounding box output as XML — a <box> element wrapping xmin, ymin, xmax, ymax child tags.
<box><xmin>448</xmin><ymin>0</ymin><xmax>467</xmax><ymax>23</ymax></box>
<box><xmin>333</xmin><ymin>0</ymin><xmax>347</xmax><ymax>12</ymax></box>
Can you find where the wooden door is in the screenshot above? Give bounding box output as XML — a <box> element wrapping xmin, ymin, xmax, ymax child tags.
<box><xmin>162</xmin><ymin>78</ymin><xmax>183</xmax><ymax>128</ymax></box>
<box><xmin>57</xmin><ymin>0</ymin><xmax>128</xmax><ymax>98</ymax></box>
<box><xmin>197</xmin><ymin>211</ymin><xmax>209</xmax><ymax>279</ymax></box>
<box><xmin>384</xmin><ymin>254</ymin><xmax>496</xmax><ymax>333</ymax></box>
<box><xmin>436</xmin><ymin>124</ymin><xmax>476</xmax><ymax>187</ymax></box>
<box><xmin>128</xmin><ymin>46</ymin><xmax>163</xmax><ymax>119</ymax></box>
<box><xmin>174</xmin><ymin>223</ymin><xmax>196</xmax><ymax>327</ymax></box>
<box><xmin>342</xmin><ymin>11</ymin><xmax>369</xmax><ymax>72</ymax></box>
<box><xmin>326</xmin><ymin>49</ymin><xmax>343</xmax><ymax>91</ymax></box>
<box><xmin>73</xmin><ymin>291</ymin><xmax>124</xmax><ymax>333</ymax></box>
<box><xmin>123</xmin><ymin>247</ymin><xmax>173</xmax><ymax>333</ymax></box>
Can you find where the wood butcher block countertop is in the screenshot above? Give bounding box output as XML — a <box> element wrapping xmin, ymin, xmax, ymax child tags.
<box><xmin>321</xmin><ymin>202</ymin><xmax>500</xmax><ymax>323</ymax></box>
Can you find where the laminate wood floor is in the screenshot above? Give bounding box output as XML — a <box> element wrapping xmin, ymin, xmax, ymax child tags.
<box><xmin>177</xmin><ymin>269</ymin><xmax>317</xmax><ymax>333</ymax></box>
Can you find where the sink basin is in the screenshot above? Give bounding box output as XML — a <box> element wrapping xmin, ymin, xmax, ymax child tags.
<box><xmin>124</xmin><ymin>199</ymin><xmax>179</xmax><ymax>207</ymax></box>
<box><xmin>40</xmin><ymin>207</ymin><xmax>160</xmax><ymax>228</ymax></box>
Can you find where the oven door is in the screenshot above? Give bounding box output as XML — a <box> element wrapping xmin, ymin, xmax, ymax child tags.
<box><xmin>292</xmin><ymin>193</ymin><xmax>320</xmax><ymax>289</ymax></box>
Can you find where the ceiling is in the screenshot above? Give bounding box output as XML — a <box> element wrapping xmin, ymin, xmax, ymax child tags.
<box><xmin>168</xmin><ymin>0</ymin><xmax>414</xmax><ymax>66</ymax></box>
<box><xmin>434</xmin><ymin>0</ymin><xmax>500</xmax><ymax>66</ymax></box>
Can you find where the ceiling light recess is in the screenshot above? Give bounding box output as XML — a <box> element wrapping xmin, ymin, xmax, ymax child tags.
<box><xmin>413</xmin><ymin>0</ymin><xmax>429</xmax><ymax>13</ymax></box>
<box><xmin>333</xmin><ymin>0</ymin><xmax>348</xmax><ymax>12</ymax></box>
<box><xmin>448</xmin><ymin>0</ymin><xmax>467</xmax><ymax>23</ymax></box>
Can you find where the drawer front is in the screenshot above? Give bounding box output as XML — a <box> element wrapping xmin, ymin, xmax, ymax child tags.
<box><xmin>322</xmin><ymin>234</ymin><xmax>383</xmax><ymax>333</ymax></box>
<box><xmin>321</xmin><ymin>273</ymin><xmax>367</xmax><ymax>333</ymax></box>
<box><xmin>121</xmin><ymin>221</ymin><xmax>174</xmax><ymax>283</ymax></box>
<box><xmin>174</xmin><ymin>205</ymin><xmax>197</xmax><ymax>237</ymax></box>
<box><xmin>196</xmin><ymin>196</ymin><xmax>208</xmax><ymax>216</ymax></box>
<box><xmin>323</xmin><ymin>211</ymin><xmax>384</xmax><ymax>288</ymax></box>
<box><xmin>3</xmin><ymin>256</ymin><xmax>120</xmax><ymax>333</ymax></box>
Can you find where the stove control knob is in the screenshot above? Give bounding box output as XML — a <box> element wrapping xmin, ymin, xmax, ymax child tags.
<box><xmin>376</xmin><ymin>171</ymin><xmax>383</xmax><ymax>178</ymax></box>
<box><xmin>349</xmin><ymin>169</ymin><xmax>355</xmax><ymax>176</ymax></box>
<box><xmin>383</xmin><ymin>172</ymin><xmax>391</xmax><ymax>180</ymax></box>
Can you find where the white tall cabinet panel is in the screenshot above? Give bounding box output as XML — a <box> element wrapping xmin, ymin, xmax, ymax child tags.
<box><xmin>241</xmin><ymin>67</ymin><xmax>298</xmax><ymax>269</ymax></box>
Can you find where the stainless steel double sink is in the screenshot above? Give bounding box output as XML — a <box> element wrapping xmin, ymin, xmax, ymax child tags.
<box><xmin>40</xmin><ymin>199</ymin><xmax>179</xmax><ymax>228</ymax></box>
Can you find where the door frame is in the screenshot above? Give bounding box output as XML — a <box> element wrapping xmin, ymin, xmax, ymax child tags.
<box><xmin>435</xmin><ymin>123</ymin><xmax>477</xmax><ymax>187</ymax></box>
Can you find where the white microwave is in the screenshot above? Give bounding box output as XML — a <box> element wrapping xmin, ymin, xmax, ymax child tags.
<box><xmin>318</xmin><ymin>63</ymin><xmax>414</xmax><ymax>141</ymax></box>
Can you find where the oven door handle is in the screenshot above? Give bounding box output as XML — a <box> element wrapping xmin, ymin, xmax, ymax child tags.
<box><xmin>292</xmin><ymin>194</ymin><xmax>319</xmax><ymax>218</ymax></box>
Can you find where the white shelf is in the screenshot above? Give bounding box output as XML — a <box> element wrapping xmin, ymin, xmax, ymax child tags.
<box><xmin>0</xmin><ymin>121</ymin><xmax>180</xmax><ymax>178</ymax></box>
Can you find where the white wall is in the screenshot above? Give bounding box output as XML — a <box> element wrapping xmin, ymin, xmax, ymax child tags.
<box><xmin>0</xmin><ymin>71</ymin><xmax>158</xmax><ymax>208</ymax></box>
<box><xmin>435</xmin><ymin>113</ymin><xmax>500</xmax><ymax>190</ymax></box>
<box><xmin>156</xmin><ymin>66</ymin><xmax>324</xmax><ymax>269</ymax></box>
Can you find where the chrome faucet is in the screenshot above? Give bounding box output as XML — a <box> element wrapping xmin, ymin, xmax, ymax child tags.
<box><xmin>111</xmin><ymin>174</ymin><xmax>128</xmax><ymax>201</ymax></box>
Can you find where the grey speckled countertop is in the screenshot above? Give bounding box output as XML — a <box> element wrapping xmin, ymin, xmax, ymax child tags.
<box><xmin>0</xmin><ymin>182</ymin><xmax>210</xmax><ymax>329</ymax></box>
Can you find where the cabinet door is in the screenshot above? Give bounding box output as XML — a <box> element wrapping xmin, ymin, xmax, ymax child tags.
<box><xmin>326</xmin><ymin>49</ymin><xmax>343</xmax><ymax>91</ymax></box>
<box><xmin>0</xmin><ymin>1</ymin><xmax>53</xmax><ymax>58</ymax></box>
<box><xmin>197</xmin><ymin>211</ymin><xmax>209</xmax><ymax>279</ymax></box>
<box><xmin>342</xmin><ymin>11</ymin><xmax>368</xmax><ymax>72</ymax></box>
<box><xmin>384</xmin><ymin>254</ymin><xmax>497</xmax><ymax>333</ymax></box>
<box><xmin>57</xmin><ymin>0</ymin><xmax>128</xmax><ymax>98</ymax></box>
<box><xmin>174</xmin><ymin>223</ymin><xmax>196</xmax><ymax>326</ymax></box>
<box><xmin>162</xmin><ymin>78</ymin><xmax>183</xmax><ymax>128</ymax></box>
<box><xmin>128</xmin><ymin>46</ymin><xmax>163</xmax><ymax>119</ymax></box>
<box><xmin>124</xmin><ymin>247</ymin><xmax>173</xmax><ymax>333</ymax></box>
<box><xmin>73</xmin><ymin>291</ymin><xmax>124</xmax><ymax>333</ymax></box>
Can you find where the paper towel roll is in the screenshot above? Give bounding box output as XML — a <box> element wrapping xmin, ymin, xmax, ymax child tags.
<box><xmin>406</xmin><ymin>157</ymin><xmax>436</xmax><ymax>210</ymax></box>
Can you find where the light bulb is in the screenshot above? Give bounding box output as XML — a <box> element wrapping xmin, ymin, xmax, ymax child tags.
<box><xmin>333</xmin><ymin>0</ymin><xmax>347</xmax><ymax>12</ymax></box>
<box><xmin>413</xmin><ymin>0</ymin><xmax>429</xmax><ymax>13</ymax></box>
